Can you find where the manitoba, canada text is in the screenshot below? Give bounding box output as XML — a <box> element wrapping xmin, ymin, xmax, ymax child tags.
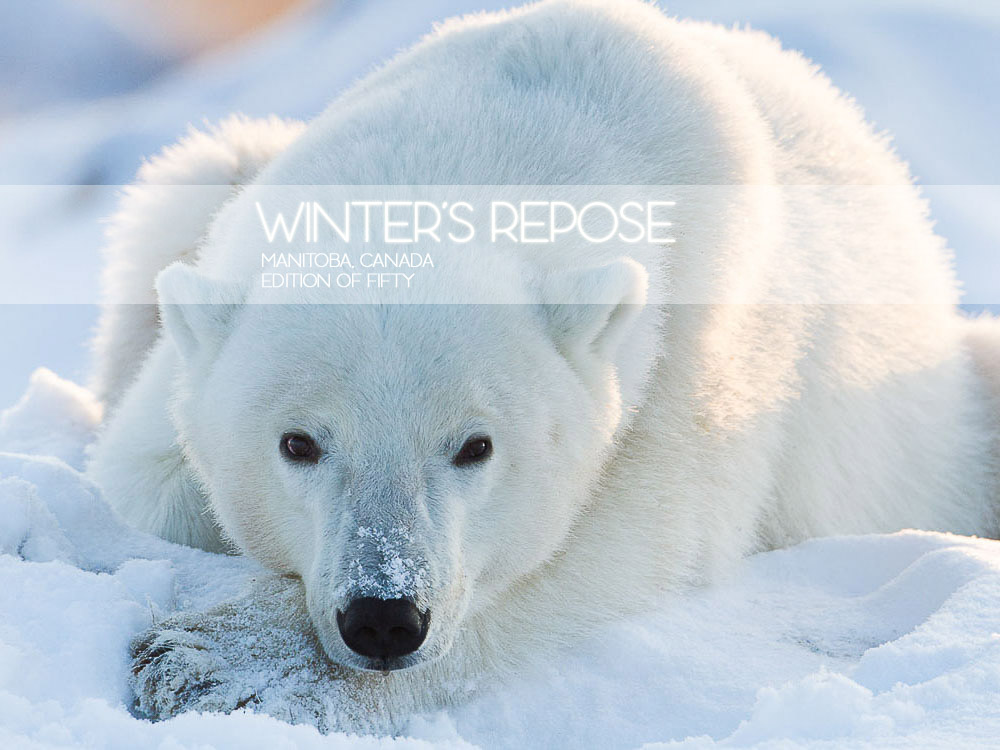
<box><xmin>260</xmin><ymin>251</ymin><xmax>431</xmax><ymax>289</ymax></box>
<box><xmin>255</xmin><ymin>199</ymin><xmax>675</xmax><ymax>245</ymax></box>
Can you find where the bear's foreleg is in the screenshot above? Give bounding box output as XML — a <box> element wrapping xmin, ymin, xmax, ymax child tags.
<box><xmin>130</xmin><ymin>574</ymin><xmax>348</xmax><ymax>729</ymax></box>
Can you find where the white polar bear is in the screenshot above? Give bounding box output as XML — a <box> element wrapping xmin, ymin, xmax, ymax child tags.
<box><xmin>87</xmin><ymin>0</ymin><xmax>1000</xmax><ymax>730</ymax></box>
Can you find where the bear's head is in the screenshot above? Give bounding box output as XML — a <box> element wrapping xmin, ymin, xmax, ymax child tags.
<box><xmin>155</xmin><ymin>256</ymin><xmax>654</xmax><ymax>672</ymax></box>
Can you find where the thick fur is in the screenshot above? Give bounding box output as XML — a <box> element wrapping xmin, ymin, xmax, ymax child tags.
<box><xmin>87</xmin><ymin>0</ymin><xmax>999</xmax><ymax>730</ymax></box>
<box><xmin>91</xmin><ymin>115</ymin><xmax>306</xmax><ymax>411</ymax></box>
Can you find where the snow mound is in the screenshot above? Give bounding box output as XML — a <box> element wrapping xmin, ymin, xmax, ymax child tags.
<box><xmin>0</xmin><ymin>367</ymin><xmax>102</xmax><ymax>470</ymax></box>
<box><xmin>1</xmin><ymin>368</ymin><xmax>998</xmax><ymax>749</ymax></box>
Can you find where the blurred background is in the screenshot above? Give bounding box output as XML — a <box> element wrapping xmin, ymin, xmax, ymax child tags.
<box><xmin>0</xmin><ymin>0</ymin><xmax>998</xmax><ymax>406</ymax></box>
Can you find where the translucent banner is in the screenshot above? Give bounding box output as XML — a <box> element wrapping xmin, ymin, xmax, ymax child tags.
<box><xmin>1</xmin><ymin>184</ymin><xmax>997</xmax><ymax>305</ymax></box>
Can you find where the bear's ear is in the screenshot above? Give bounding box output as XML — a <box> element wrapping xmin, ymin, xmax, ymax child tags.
<box><xmin>155</xmin><ymin>262</ymin><xmax>244</xmax><ymax>362</ymax></box>
<box><xmin>541</xmin><ymin>258</ymin><xmax>649</xmax><ymax>364</ymax></box>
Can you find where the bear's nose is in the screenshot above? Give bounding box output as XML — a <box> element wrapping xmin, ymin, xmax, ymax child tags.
<box><xmin>336</xmin><ymin>597</ymin><xmax>429</xmax><ymax>661</ymax></box>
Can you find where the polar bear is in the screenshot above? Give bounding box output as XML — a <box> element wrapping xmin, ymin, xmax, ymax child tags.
<box><xmin>87</xmin><ymin>0</ymin><xmax>999</xmax><ymax>730</ymax></box>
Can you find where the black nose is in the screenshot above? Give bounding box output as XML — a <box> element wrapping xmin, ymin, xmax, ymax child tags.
<box><xmin>336</xmin><ymin>597</ymin><xmax>429</xmax><ymax>661</ymax></box>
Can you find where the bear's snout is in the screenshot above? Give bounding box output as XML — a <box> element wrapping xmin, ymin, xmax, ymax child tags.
<box><xmin>336</xmin><ymin>597</ymin><xmax>430</xmax><ymax>665</ymax></box>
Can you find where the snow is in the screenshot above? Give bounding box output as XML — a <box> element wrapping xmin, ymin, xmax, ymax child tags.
<box><xmin>1</xmin><ymin>369</ymin><xmax>999</xmax><ymax>748</ymax></box>
<box><xmin>347</xmin><ymin>527</ymin><xmax>428</xmax><ymax>600</ymax></box>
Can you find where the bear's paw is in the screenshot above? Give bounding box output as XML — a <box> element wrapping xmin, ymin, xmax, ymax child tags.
<box><xmin>129</xmin><ymin>617</ymin><xmax>266</xmax><ymax>719</ymax></box>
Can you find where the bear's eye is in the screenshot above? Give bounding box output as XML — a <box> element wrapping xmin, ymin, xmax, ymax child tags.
<box><xmin>281</xmin><ymin>432</ymin><xmax>319</xmax><ymax>463</ymax></box>
<box><xmin>454</xmin><ymin>436</ymin><xmax>492</xmax><ymax>467</ymax></box>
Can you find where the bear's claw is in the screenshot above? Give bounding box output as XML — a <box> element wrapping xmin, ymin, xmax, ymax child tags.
<box><xmin>127</xmin><ymin>575</ymin><xmax>346</xmax><ymax>728</ymax></box>
<box><xmin>130</xmin><ymin>626</ymin><xmax>236</xmax><ymax>718</ymax></box>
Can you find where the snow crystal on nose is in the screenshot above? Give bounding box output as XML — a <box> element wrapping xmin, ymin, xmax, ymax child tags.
<box><xmin>343</xmin><ymin>525</ymin><xmax>428</xmax><ymax>599</ymax></box>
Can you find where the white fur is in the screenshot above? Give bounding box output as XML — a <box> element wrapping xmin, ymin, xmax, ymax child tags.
<box><xmin>90</xmin><ymin>115</ymin><xmax>306</xmax><ymax>409</ymax></box>
<box><xmin>87</xmin><ymin>0</ymin><xmax>999</xmax><ymax>726</ymax></box>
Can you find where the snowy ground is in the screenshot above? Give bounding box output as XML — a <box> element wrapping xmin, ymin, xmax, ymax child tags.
<box><xmin>2</xmin><ymin>368</ymin><xmax>999</xmax><ymax>749</ymax></box>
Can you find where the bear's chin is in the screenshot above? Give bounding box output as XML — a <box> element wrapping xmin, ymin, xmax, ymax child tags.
<box><xmin>323</xmin><ymin>647</ymin><xmax>440</xmax><ymax>676</ymax></box>
<box><xmin>349</xmin><ymin>655</ymin><xmax>426</xmax><ymax>673</ymax></box>
<box><xmin>317</xmin><ymin>632</ymin><xmax>442</xmax><ymax>675</ymax></box>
